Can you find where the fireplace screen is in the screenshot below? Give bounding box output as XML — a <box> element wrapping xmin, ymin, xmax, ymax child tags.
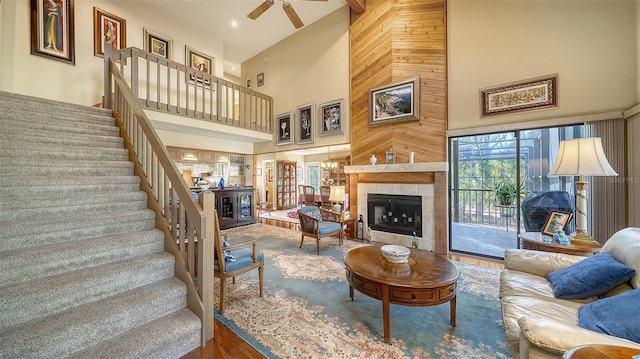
<box><xmin>367</xmin><ymin>194</ymin><xmax>422</xmax><ymax>237</ymax></box>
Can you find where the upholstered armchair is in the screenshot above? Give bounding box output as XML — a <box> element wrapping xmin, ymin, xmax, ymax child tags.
<box><xmin>213</xmin><ymin>218</ymin><xmax>264</xmax><ymax>314</ymax></box>
<box><xmin>297</xmin><ymin>206</ymin><xmax>343</xmax><ymax>255</ymax></box>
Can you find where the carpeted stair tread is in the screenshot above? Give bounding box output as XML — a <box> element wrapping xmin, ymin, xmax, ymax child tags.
<box><xmin>0</xmin><ymin>109</ymin><xmax>116</xmax><ymax>127</ymax></box>
<box><xmin>2</xmin><ymin>191</ymin><xmax>146</xmax><ymax>211</ymax></box>
<box><xmin>0</xmin><ymin>130</ymin><xmax>123</xmax><ymax>148</ymax></box>
<box><xmin>1</xmin><ymin>161</ymin><xmax>134</xmax><ymax>177</ymax></box>
<box><xmin>0</xmin><ymin>229</ymin><xmax>165</xmax><ymax>287</ymax></box>
<box><xmin>0</xmin><ymin>91</ymin><xmax>112</xmax><ymax>117</ymax></box>
<box><xmin>69</xmin><ymin>307</ymin><xmax>201</xmax><ymax>359</ymax></box>
<box><xmin>0</xmin><ymin>209</ymin><xmax>157</xmax><ymax>251</ymax></box>
<box><xmin>0</xmin><ymin>117</ymin><xmax>120</xmax><ymax>137</ymax></box>
<box><xmin>0</xmin><ymin>176</ymin><xmax>141</xmax><ymax>197</ymax></box>
<box><xmin>0</xmin><ymin>277</ymin><xmax>188</xmax><ymax>359</ymax></box>
<box><xmin>0</xmin><ymin>251</ymin><xmax>176</xmax><ymax>331</ymax></box>
<box><xmin>0</xmin><ymin>147</ymin><xmax>129</xmax><ymax>163</ymax></box>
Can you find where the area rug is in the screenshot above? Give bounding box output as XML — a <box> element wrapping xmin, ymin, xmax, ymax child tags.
<box><xmin>216</xmin><ymin>223</ymin><xmax>510</xmax><ymax>358</ymax></box>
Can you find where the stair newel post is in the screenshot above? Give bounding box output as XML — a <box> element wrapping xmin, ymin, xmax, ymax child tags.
<box><xmin>103</xmin><ymin>39</ymin><xmax>113</xmax><ymax>109</ymax></box>
<box><xmin>199</xmin><ymin>191</ymin><xmax>215</xmax><ymax>344</ymax></box>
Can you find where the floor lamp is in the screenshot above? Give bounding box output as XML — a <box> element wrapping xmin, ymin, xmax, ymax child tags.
<box><xmin>547</xmin><ymin>137</ymin><xmax>618</xmax><ymax>246</ymax></box>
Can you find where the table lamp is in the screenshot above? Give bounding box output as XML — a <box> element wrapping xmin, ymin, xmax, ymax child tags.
<box><xmin>547</xmin><ymin>137</ymin><xmax>617</xmax><ymax>246</ymax></box>
<box><xmin>328</xmin><ymin>185</ymin><xmax>346</xmax><ymax>213</ymax></box>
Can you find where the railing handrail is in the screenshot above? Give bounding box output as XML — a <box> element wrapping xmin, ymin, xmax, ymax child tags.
<box><xmin>105</xmin><ymin>46</ymin><xmax>273</xmax><ymax>135</ymax></box>
<box><xmin>104</xmin><ymin>46</ymin><xmax>214</xmax><ymax>345</ymax></box>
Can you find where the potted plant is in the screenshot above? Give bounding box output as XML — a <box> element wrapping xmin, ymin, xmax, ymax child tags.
<box><xmin>492</xmin><ymin>178</ymin><xmax>525</xmax><ymax>206</ymax></box>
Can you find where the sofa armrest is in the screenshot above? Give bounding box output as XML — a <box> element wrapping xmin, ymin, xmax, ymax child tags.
<box><xmin>518</xmin><ymin>316</ymin><xmax>640</xmax><ymax>356</ymax></box>
<box><xmin>504</xmin><ymin>249</ymin><xmax>585</xmax><ymax>277</ymax></box>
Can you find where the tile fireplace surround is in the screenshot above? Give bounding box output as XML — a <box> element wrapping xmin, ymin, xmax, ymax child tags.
<box><xmin>344</xmin><ymin>162</ymin><xmax>449</xmax><ymax>254</ymax></box>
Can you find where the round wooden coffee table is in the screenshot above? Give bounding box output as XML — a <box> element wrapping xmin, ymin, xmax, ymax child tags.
<box><xmin>562</xmin><ymin>344</ymin><xmax>640</xmax><ymax>358</ymax></box>
<box><xmin>344</xmin><ymin>244</ymin><xmax>459</xmax><ymax>343</ymax></box>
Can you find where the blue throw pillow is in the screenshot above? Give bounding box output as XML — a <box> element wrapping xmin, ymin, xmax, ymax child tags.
<box><xmin>578</xmin><ymin>288</ymin><xmax>640</xmax><ymax>343</ymax></box>
<box><xmin>546</xmin><ymin>252</ymin><xmax>636</xmax><ymax>299</ymax></box>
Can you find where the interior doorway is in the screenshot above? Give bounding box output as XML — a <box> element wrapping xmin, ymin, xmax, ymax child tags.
<box><xmin>264</xmin><ymin>160</ymin><xmax>274</xmax><ymax>204</ymax></box>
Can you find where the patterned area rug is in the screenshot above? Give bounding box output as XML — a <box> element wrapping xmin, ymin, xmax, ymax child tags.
<box><xmin>217</xmin><ymin>223</ymin><xmax>510</xmax><ymax>358</ymax></box>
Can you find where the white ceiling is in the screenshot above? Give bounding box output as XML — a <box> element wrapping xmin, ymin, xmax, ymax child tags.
<box><xmin>148</xmin><ymin>0</ymin><xmax>348</xmax><ymax>78</ymax></box>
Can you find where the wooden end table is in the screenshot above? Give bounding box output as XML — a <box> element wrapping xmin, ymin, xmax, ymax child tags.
<box><xmin>562</xmin><ymin>344</ymin><xmax>640</xmax><ymax>359</ymax></box>
<box><xmin>519</xmin><ymin>232</ymin><xmax>601</xmax><ymax>256</ymax></box>
<box><xmin>344</xmin><ymin>244</ymin><xmax>459</xmax><ymax>343</ymax></box>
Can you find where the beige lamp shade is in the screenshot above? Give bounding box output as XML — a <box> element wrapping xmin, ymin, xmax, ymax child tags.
<box><xmin>548</xmin><ymin>138</ymin><xmax>617</xmax><ymax>177</ymax></box>
<box><xmin>328</xmin><ymin>185</ymin><xmax>346</xmax><ymax>202</ymax></box>
<box><xmin>547</xmin><ymin>137</ymin><xmax>617</xmax><ymax>247</ymax></box>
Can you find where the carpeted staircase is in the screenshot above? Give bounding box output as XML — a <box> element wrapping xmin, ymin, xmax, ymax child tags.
<box><xmin>0</xmin><ymin>92</ymin><xmax>201</xmax><ymax>358</ymax></box>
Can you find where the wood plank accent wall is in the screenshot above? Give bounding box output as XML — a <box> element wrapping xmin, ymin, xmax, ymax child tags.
<box><xmin>349</xmin><ymin>0</ymin><xmax>447</xmax><ymax>167</ymax></box>
<box><xmin>349</xmin><ymin>0</ymin><xmax>449</xmax><ymax>253</ymax></box>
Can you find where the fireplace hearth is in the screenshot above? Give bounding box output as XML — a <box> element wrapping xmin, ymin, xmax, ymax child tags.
<box><xmin>367</xmin><ymin>194</ymin><xmax>422</xmax><ymax>237</ymax></box>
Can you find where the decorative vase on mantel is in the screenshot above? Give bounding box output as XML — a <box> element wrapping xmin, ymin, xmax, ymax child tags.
<box><xmin>370</xmin><ymin>154</ymin><xmax>377</xmax><ymax>165</ymax></box>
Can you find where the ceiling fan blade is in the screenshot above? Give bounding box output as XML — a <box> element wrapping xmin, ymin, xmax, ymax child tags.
<box><xmin>282</xmin><ymin>1</ymin><xmax>304</xmax><ymax>29</ymax></box>
<box><xmin>247</xmin><ymin>0</ymin><xmax>275</xmax><ymax>20</ymax></box>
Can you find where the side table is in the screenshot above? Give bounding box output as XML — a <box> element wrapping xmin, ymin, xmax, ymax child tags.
<box><xmin>519</xmin><ymin>232</ymin><xmax>600</xmax><ymax>256</ymax></box>
<box><xmin>562</xmin><ymin>344</ymin><xmax>640</xmax><ymax>359</ymax></box>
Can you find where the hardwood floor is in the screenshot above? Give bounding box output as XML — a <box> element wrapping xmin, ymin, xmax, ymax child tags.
<box><xmin>182</xmin><ymin>221</ymin><xmax>504</xmax><ymax>359</ymax></box>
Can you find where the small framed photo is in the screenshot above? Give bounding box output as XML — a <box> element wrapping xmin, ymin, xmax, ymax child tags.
<box><xmin>481</xmin><ymin>74</ymin><xmax>558</xmax><ymax>117</ymax></box>
<box><xmin>276</xmin><ymin>112</ymin><xmax>293</xmax><ymax>145</ymax></box>
<box><xmin>93</xmin><ymin>7</ymin><xmax>126</xmax><ymax>57</ymax></box>
<box><xmin>143</xmin><ymin>28</ymin><xmax>172</xmax><ymax>59</ymax></box>
<box><xmin>369</xmin><ymin>76</ymin><xmax>420</xmax><ymax>126</ymax></box>
<box><xmin>542</xmin><ymin>211</ymin><xmax>572</xmax><ymax>236</ymax></box>
<box><xmin>297</xmin><ymin>102</ymin><xmax>315</xmax><ymax>144</ymax></box>
<box><xmin>257</xmin><ymin>72</ymin><xmax>265</xmax><ymax>87</ymax></box>
<box><xmin>319</xmin><ymin>99</ymin><xmax>344</xmax><ymax>136</ymax></box>
<box><xmin>185</xmin><ymin>46</ymin><xmax>213</xmax><ymax>86</ymax></box>
<box><xmin>246</xmin><ymin>77</ymin><xmax>252</xmax><ymax>88</ymax></box>
<box><xmin>385</xmin><ymin>148</ymin><xmax>396</xmax><ymax>164</ymax></box>
<box><xmin>30</xmin><ymin>0</ymin><xmax>75</xmax><ymax>64</ymax></box>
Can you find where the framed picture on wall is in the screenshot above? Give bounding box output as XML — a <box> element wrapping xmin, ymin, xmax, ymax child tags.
<box><xmin>185</xmin><ymin>46</ymin><xmax>213</xmax><ymax>86</ymax></box>
<box><xmin>319</xmin><ymin>99</ymin><xmax>344</xmax><ymax>136</ymax></box>
<box><xmin>276</xmin><ymin>112</ymin><xmax>293</xmax><ymax>145</ymax></box>
<box><xmin>369</xmin><ymin>77</ymin><xmax>420</xmax><ymax>126</ymax></box>
<box><xmin>30</xmin><ymin>0</ymin><xmax>75</xmax><ymax>64</ymax></box>
<box><xmin>297</xmin><ymin>102</ymin><xmax>314</xmax><ymax>144</ymax></box>
<box><xmin>93</xmin><ymin>7</ymin><xmax>126</xmax><ymax>57</ymax></box>
<box><xmin>481</xmin><ymin>74</ymin><xmax>558</xmax><ymax>117</ymax></box>
<box><xmin>143</xmin><ymin>28</ymin><xmax>172</xmax><ymax>59</ymax></box>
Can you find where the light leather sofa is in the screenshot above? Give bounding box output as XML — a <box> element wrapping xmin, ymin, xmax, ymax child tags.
<box><xmin>499</xmin><ymin>227</ymin><xmax>640</xmax><ymax>359</ymax></box>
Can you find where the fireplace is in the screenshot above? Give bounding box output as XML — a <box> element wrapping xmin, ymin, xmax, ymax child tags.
<box><xmin>367</xmin><ymin>194</ymin><xmax>422</xmax><ymax>237</ymax></box>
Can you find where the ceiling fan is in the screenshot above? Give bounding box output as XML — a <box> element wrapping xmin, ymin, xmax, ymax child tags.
<box><xmin>247</xmin><ymin>0</ymin><xmax>327</xmax><ymax>29</ymax></box>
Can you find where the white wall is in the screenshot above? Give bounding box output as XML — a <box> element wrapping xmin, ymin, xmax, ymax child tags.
<box><xmin>0</xmin><ymin>0</ymin><xmax>224</xmax><ymax>105</ymax></box>
<box><xmin>243</xmin><ymin>6</ymin><xmax>351</xmax><ymax>154</ymax></box>
<box><xmin>448</xmin><ymin>0</ymin><xmax>637</xmax><ymax>130</ymax></box>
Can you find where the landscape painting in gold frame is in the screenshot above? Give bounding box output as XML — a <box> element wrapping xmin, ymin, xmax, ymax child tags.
<box><xmin>481</xmin><ymin>74</ymin><xmax>558</xmax><ymax>117</ymax></box>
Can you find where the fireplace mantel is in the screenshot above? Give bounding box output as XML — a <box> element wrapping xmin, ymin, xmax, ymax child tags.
<box><xmin>344</xmin><ymin>162</ymin><xmax>448</xmax><ymax>174</ymax></box>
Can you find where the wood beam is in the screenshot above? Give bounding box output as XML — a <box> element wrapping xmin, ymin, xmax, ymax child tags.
<box><xmin>345</xmin><ymin>0</ymin><xmax>365</xmax><ymax>14</ymax></box>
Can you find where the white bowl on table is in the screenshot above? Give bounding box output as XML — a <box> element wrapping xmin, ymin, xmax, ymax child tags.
<box><xmin>381</xmin><ymin>245</ymin><xmax>410</xmax><ymax>263</ymax></box>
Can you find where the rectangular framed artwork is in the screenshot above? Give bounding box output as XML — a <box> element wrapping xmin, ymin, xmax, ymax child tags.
<box><xmin>297</xmin><ymin>102</ymin><xmax>315</xmax><ymax>144</ymax></box>
<box><xmin>257</xmin><ymin>72</ymin><xmax>265</xmax><ymax>87</ymax></box>
<box><xmin>143</xmin><ymin>28</ymin><xmax>172</xmax><ymax>59</ymax></box>
<box><xmin>369</xmin><ymin>77</ymin><xmax>420</xmax><ymax>126</ymax></box>
<box><xmin>30</xmin><ymin>0</ymin><xmax>75</xmax><ymax>64</ymax></box>
<box><xmin>93</xmin><ymin>7</ymin><xmax>126</xmax><ymax>57</ymax></box>
<box><xmin>185</xmin><ymin>46</ymin><xmax>213</xmax><ymax>86</ymax></box>
<box><xmin>481</xmin><ymin>74</ymin><xmax>558</xmax><ymax>117</ymax></box>
<box><xmin>319</xmin><ymin>99</ymin><xmax>344</xmax><ymax>136</ymax></box>
<box><xmin>276</xmin><ymin>112</ymin><xmax>293</xmax><ymax>145</ymax></box>
<box><xmin>542</xmin><ymin>210</ymin><xmax>572</xmax><ymax>236</ymax></box>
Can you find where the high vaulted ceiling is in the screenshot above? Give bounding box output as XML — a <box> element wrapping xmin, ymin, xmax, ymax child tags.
<box><xmin>147</xmin><ymin>0</ymin><xmax>351</xmax><ymax>78</ymax></box>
